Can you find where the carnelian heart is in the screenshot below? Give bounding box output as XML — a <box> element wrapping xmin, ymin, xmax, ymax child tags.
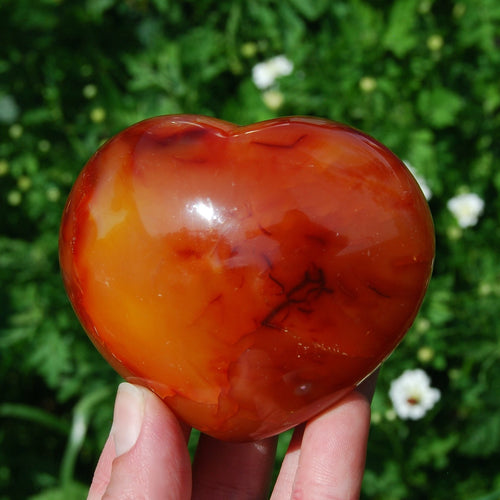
<box><xmin>59</xmin><ymin>115</ymin><xmax>434</xmax><ymax>441</ymax></box>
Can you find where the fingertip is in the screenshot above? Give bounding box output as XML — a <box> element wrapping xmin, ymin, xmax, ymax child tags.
<box><xmin>92</xmin><ymin>384</ymin><xmax>191</xmax><ymax>500</ymax></box>
<box><xmin>283</xmin><ymin>391</ymin><xmax>372</xmax><ymax>500</ymax></box>
<box><xmin>110</xmin><ymin>383</ymin><xmax>145</xmax><ymax>457</ymax></box>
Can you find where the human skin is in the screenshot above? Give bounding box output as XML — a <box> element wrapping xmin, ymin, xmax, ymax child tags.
<box><xmin>88</xmin><ymin>373</ymin><xmax>377</xmax><ymax>500</ymax></box>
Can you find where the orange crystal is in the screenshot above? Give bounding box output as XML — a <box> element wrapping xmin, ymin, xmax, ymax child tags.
<box><xmin>59</xmin><ymin>115</ymin><xmax>434</xmax><ymax>441</ymax></box>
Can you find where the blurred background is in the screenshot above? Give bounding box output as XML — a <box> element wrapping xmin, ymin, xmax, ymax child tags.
<box><xmin>1</xmin><ymin>0</ymin><xmax>499</xmax><ymax>498</ymax></box>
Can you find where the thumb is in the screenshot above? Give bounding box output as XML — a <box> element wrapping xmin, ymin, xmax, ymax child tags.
<box><xmin>88</xmin><ymin>383</ymin><xmax>192</xmax><ymax>500</ymax></box>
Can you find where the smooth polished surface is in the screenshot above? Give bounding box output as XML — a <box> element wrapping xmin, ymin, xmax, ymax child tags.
<box><xmin>60</xmin><ymin>115</ymin><xmax>435</xmax><ymax>440</ymax></box>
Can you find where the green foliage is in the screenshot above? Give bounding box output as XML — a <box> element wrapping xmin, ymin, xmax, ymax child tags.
<box><xmin>1</xmin><ymin>0</ymin><xmax>499</xmax><ymax>498</ymax></box>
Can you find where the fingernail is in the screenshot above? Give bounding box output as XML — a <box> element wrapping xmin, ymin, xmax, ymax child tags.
<box><xmin>110</xmin><ymin>383</ymin><xmax>145</xmax><ymax>457</ymax></box>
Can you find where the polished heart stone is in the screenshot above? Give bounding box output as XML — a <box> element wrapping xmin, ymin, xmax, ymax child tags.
<box><xmin>59</xmin><ymin>115</ymin><xmax>434</xmax><ymax>441</ymax></box>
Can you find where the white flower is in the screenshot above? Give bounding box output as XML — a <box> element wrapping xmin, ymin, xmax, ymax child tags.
<box><xmin>389</xmin><ymin>368</ymin><xmax>441</xmax><ymax>420</ymax></box>
<box><xmin>447</xmin><ymin>192</ymin><xmax>484</xmax><ymax>228</ymax></box>
<box><xmin>404</xmin><ymin>161</ymin><xmax>432</xmax><ymax>201</ymax></box>
<box><xmin>252</xmin><ymin>55</ymin><xmax>293</xmax><ymax>89</ymax></box>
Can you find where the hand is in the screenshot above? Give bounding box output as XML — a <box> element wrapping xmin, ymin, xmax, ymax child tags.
<box><xmin>88</xmin><ymin>376</ymin><xmax>376</xmax><ymax>500</ymax></box>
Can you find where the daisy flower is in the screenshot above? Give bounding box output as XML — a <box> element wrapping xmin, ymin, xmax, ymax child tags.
<box><xmin>252</xmin><ymin>55</ymin><xmax>293</xmax><ymax>89</ymax></box>
<box><xmin>447</xmin><ymin>192</ymin><xmax>484</xmax><ymax>228</ymax></box>
<box><xmin>389</xmin><ymin>368</ymin><xmax>441</xmax><ymax>420</ymax></box>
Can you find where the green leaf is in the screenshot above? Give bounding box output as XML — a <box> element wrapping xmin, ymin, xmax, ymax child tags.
<box><xmin>383</xmin><ymin>0</ymin><xmax>419</xmax><ymax>57</ymax></box>
<box><xmin>28</xmin><ymin>482</ymin><xmax>88</xmax><ymax>500</ymax></box>
<box><xmin>459</xmin><ymin>412</ymin><xmax>500</xmax><ymax>457</ymax></box>
<box><xmin>418</xmin><ymin>87</ymin><xmax>465</xmax><ymax>128</ymax></box>
<box><xmin>278</xmin><ymin>2</ymin><xmax>306</xmax><ymax>51</ymax></box>
<box><xmin>60</xmin><ymin>386</ymin><xmax>113</xmax><ymax>486</ymax></box>
<box><xmin>288</xmin><ymin>0</ymin><xmax>330</xmax><ymax>20</ymax></box>
<box><xmin>150</xmin><ymin>0</ymin><xmax>174</xmax><ymax>14</ymax></box>
<box><xmin>0</xmin><ymin>404</ymin><xmax>70</xmax><ymax>434</ymax></box>
<box><xmin>425</xmin><ymin>286</ymin><xmax>454</xmax><ymax>327</ymax></box>
<box><xmin>85</xmin><ymin>0</ymin><xmax>116</xmax><ymax>19</ymax></box>
<box><xmin>473</xmin><ymin>490</ymin><xmax>500</xmax><ymax>500</ymax></box>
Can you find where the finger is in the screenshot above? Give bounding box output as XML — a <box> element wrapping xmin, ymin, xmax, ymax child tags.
<box><xmin>87</xmin><ymin>433</ymin><xmax>116</xmax><ymax>499</ymax></box>
<box><xmin>272</xmin><ymin>390</ymin><xmax>371</xmax><ymax>500</ymax></box>
<box><xmin>88</xmin><ymin>383</ymin><xmax>192</xmax><ymax>500</ymax></box>
<box><xmin>192</xmin><ymin>434</ymin><xmax>278</xmax><ymax>500</ymax></box>
<box><xmin>270</xmin><ymin>424</ymin><xmax>304</xmax><ymax>499</ymax></box>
